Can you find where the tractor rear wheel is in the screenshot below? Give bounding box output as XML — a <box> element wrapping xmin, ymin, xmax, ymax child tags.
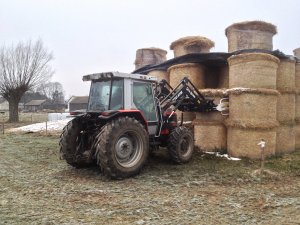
<box><xmin>95</xmin><ymin>117</ymin><xmax>149</xmax><ymax>179</ymax></box>
<box><xmin>167</xmin><ymin>126</ymin><xmax>194</xmax><ymax>164</ymax></box>
<box><xmin>59</xmin><ymin>117</ymin><xmax>94</xmax><ymax>168</ymax></box>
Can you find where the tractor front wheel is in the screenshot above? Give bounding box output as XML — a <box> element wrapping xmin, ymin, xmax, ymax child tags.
<box><xmin>95</xmin><ymin>117</ymin><xmax>149</xmax><ymax>179</ymax></box>
<box><xmin>167</xmin><ymin>126</ymin><xmax>194</xmax><ymax>164</ymax></box>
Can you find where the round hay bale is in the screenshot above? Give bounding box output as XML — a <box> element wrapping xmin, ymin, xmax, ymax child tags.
<box><xmin>295</xmin><ymin>63</ymin><xmax>300</xmax><ymax>91</ymax></box>
<box><xmin>177</xmin><ymin>111</ymin><xmax>196</xmax><ymax>123</ymax></box>
<box><xmin>277</xmin><ymin>93</ymin><xmax>295</xmax><ymax>124</ymax></box>
<box><xmin>227</xmin><ymin>88</ymin><xmax>279</xmax><ymax>127</ymax></box>
<box><xmin>295</xmin><ymin>94</ymin><xmax>300</xmax><ymax>121</ymax></box>
<box><xmin>193</xmin><ymin>120</ymin><xmax>227</xmax><ymax>152</ymax></box>
<box><xmin>277</xmin><ymin>58</ymin><xmax>296</xmax><ymax>91</ymax></box>
<box><xmin>225</xmin><ymin>20</ymin><xmax>277</xmax><ymax>52</ymax></box>
<box><xmin>295</xmin><ymin>123</ymin><xmax>300</xmax><ymax>150</ymax></box>
<box><xmin>168</xmin><ymin>63</ymin><xmax>205</xmax><ymax>89</ymax></box>
<box><xmin>195</xmin><ymin>89</ymin><xmax>228</xmax><ymax>122</ymax></box>
<box><xmin>134</xmin><ymin>47</ymin><xmax>167</xmax><ymax>70</ymax></box>
<box><xmin>228</xmin><ymin>53</ymin><xmax>279</xmax><ymax>89</ymax></box>
<box><xmin>227</xmin><ymin>127</ymin><xmax>276</xmax><ymax>159</ymax></box>
<box><xmin>148</xmin><ymin>70</ymin><xmax>169</xmax><ymax>83</ymax></box>
<box><xmin>276</xmin><ymin>124</ymin><xmax>295</xmax><ymax>154</ymax></box>
<box><xmin>168</xmin><ymin>63</ymin><xmax>205</xmax><ymax>122</ymax></box>
<box><xmin>170</xmin><ymin>36</ymin><xmax>214</xmax><ymax>57</ymax></box>
<box><xmin>294</xmin><ymin>48</ymin><xmax>300</xmax><ymax>58</ymax></box>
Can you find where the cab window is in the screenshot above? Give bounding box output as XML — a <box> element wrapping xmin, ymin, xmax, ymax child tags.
<box><xmin>132</xmin><ymin>82</ymin><xmax>157</xmax><ymax>121</ymax></box>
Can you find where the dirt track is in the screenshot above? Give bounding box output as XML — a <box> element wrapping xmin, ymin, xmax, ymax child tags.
<box><xmin>1</xmin><ymin>133</ymin><xmax>300</xmax><ymax>224</ymax></box>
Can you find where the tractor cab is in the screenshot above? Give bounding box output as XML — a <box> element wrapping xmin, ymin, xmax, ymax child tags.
<box><xmin>83</xmin><ymin>72</ymin><xmax>159</xmax><ymax>134</ymax></box>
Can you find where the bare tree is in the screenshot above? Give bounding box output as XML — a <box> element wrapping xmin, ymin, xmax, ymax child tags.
<box><xmin>0</xmin><ymin>40</ymin><xmax>54</xmax><ymax>122</ymax></box>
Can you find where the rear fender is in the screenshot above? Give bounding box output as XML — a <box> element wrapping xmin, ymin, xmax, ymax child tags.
<box><xmin>99</xmin><ymin>109</ymin><xmax>148</xmax><ymax>131</ymax></box>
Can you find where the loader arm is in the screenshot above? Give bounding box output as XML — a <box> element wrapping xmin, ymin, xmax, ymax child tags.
<box><xmin>155</xmin><ymin>77</ymin><xmax>217</xmax><ymax>114</ymax></box>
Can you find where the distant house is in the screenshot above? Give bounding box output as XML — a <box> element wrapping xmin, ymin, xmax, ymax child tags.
<box><xmin>25</xmin><ymin>99</ymin><xmax>47</xmax><ymax>112</ymax></box>
<box><xmin>68</xmin><ymin>96</ymin><xmax>89</xmax><ymax>112</ymax></box>
<box><xmin>43</xmin><ymin>101</ymin><xmax>67</xmax><ymax>111</ymax></box>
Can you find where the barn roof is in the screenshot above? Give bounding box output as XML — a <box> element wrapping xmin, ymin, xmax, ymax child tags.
<box><xmin>25</xmin><ymin>99</ymin><xmax>47</xmax><ymax>106</ymax></box>
<box><xmin>69</xmin><ymin>96</ymin><xmax>89</xmax><ymax>104</ymax></box>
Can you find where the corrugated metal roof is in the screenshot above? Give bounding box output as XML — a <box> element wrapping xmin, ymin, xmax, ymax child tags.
<box><xmin>25</xmin><ymin>99</ymin><xmax>47</xmax><ymax>106</ymax></box>
<box><xmin>69</xmin><ymin>96</ymin><xmax>89</xmax><ymax>104</ymax></box>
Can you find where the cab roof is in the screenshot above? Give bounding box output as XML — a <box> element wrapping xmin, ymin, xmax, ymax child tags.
<box><xmin>82</xmin><ymin>71</ymin><xmax>157</xmax><ymax>82</ymax></box>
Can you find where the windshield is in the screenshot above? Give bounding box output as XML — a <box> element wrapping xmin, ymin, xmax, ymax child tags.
<box><xmin>87</xmin><ymin>79</ymin><xmax>124</xmax><ymax>111</ymax></box>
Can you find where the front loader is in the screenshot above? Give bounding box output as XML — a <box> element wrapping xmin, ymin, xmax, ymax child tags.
<box><xmin>59</xmin><ymin>72</ymin><xmax>228</xmax><ymax>179</ymax></box>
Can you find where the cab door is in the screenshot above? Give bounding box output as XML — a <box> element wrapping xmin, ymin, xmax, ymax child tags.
<box><xmin>132</xmin><ymin>81</ymin><xmax>158</xmax><ymax>136</ymax></box>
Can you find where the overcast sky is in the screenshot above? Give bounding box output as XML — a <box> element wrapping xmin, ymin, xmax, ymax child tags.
<box><xmin>1</xmin><ymin>0</ymin><xmax>300</xmax><ymax>98</ymax></box>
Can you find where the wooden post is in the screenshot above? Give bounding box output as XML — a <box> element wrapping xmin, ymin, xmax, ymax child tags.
<box><xmin>257</xmin><ymin>139</ymin><xmax>266</xmax><ymax>175</ymax></box>
<box><xmin>46</xmin><ymin>121</ymin><xmax>48</xmax><ymax>135</ymax></box>
<box><xmin>261</xmin><ymin>145</ymin><xmax>265</xmax><ymax>172</ymax></box>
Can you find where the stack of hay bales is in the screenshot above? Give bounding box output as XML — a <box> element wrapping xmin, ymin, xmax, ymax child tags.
<box><xmin>294</xmin><ymin>48</ymin><xmax>300</xmax><ymax>150</ymax></box>
<box><xmin>276</xmin><ymin>58</ymin><xmax>296</xmax><ymax>154</ymax></box>
<box><xmin>225</xmin><ymin>20</ymin><xmax>279</xmax><ymax>159</ymax></box>
<box><xmin>134</xmin><ymin>47</ymin><xmax>167</xmax><ymax>70</ymax></box>
<box><xmin>193</xmin><ymin>89</ymin><xmax>228</xmax><ymax>151</ymax></box>
<box><xmin>226</xmin><ymin>53</ymin><xmax>280</xmax><ymax>158</ymax></box>
<box><xmin>168</xmin><ymin>36</ymin><xmax>215</xmax><ymax>122</ymax></box>
<box><xmin>225</xmin><ymin>20</ymin><xmax>277</xmax><ymax>52</ymax></box>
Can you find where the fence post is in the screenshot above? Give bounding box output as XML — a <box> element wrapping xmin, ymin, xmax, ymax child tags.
<box><xmin>46</xmin><ymin>121</ymin><xmax>48</xmax><ymax>135</ymax></box>
<box><xmin>257</xmin><ymin>139</ymin><xmax>266</xmax><ymax>175</ymax></box>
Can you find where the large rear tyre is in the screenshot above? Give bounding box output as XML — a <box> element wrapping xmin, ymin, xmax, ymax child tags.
<box><xmin>59</xmin><ymin>117</ymin><xmax>94</xmax><ymax>168</ymax></box>
<box><xmin>95</xmin><ymin>117</ymin><xmax>149</xmax><ymax>179</ymax></box>
<box><xmin>167</xmin><ymin>126</ymin><xmax>194</xmax><ymax>164</ymax></box>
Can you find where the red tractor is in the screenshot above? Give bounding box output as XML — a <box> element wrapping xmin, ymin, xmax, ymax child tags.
<box><xmin>60</xmin><ymin>72</ymin><xmax>226</xmax><ymax>179</ymax></box>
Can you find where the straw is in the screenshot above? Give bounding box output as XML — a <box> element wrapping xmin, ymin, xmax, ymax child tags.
<box><xmin>193</xmin><ymin>120</ymin><xmax>227</xmax><ymax>152</ymax></box>
<box><xmin>134</xmin><ymin>47</ymin><xmax>167</xmax><ymax>69</ymax></box>
<box><xmin>168</xmin><ymin>63</ymin><xmax>206</xmax><ymax>89</ymax></box>
<box><xmin>277</xmin><ymin>93</ymin><xmax>295</xmax><ymax>124</ymax></box>
<box><xmin>225</xmin><ymin>20</ymin><xmax>277</xmax><ymax>52</ymax></box>
<box><xmin>148</xmin><ymin>70</ymin><xmax>169</xmax><ymax>83</ymax></box>
<box><xmin>228</xmin><ymin>53</ymin><xmax>279</xmax><ymax>89</ymax></box>
<box><xmin>276</xmin><ymin>124</ymin><xmax>296</xmax><ymax>154</ymax></box>
<box><xmin>277</xmin><ymin>58</ymin><xmax>296</xmax><ymax>91</ymax></box>
<box><xmin>227</xmin><ymin>127</ymin><xmax>276</xmax><ymax>159</ymax></box>
<box><xmin>170</xmin><ymin>36</ymin><xmax>214</xmax><ymax>57</ymax></box>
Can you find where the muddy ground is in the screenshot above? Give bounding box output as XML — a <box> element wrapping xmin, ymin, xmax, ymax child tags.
<box><xmin>0</xmin><ymin>133</ymin><xmax>300</xmax><ymax>224</ymax></box>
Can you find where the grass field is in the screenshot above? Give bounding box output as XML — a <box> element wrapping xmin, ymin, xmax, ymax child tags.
<box><xmin>1</xmin><ymin>131</ymin><xmax>300</xmax><ymax>224</ymax></box>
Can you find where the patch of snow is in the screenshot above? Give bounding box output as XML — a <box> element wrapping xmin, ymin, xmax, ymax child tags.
<box><xmin>48</xmin><ymin>113</ymin><xmax>70</xmax><ymax>121</ymax></box>
<box><xmin>9</xmin><ymin>118</ymin><xmax>72</xmax><ymax>133</ymax></box>
<box><xmin>205</xmin><ymin>151</ymin><xmax>241</xmax><ymax>161</ymax></box>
